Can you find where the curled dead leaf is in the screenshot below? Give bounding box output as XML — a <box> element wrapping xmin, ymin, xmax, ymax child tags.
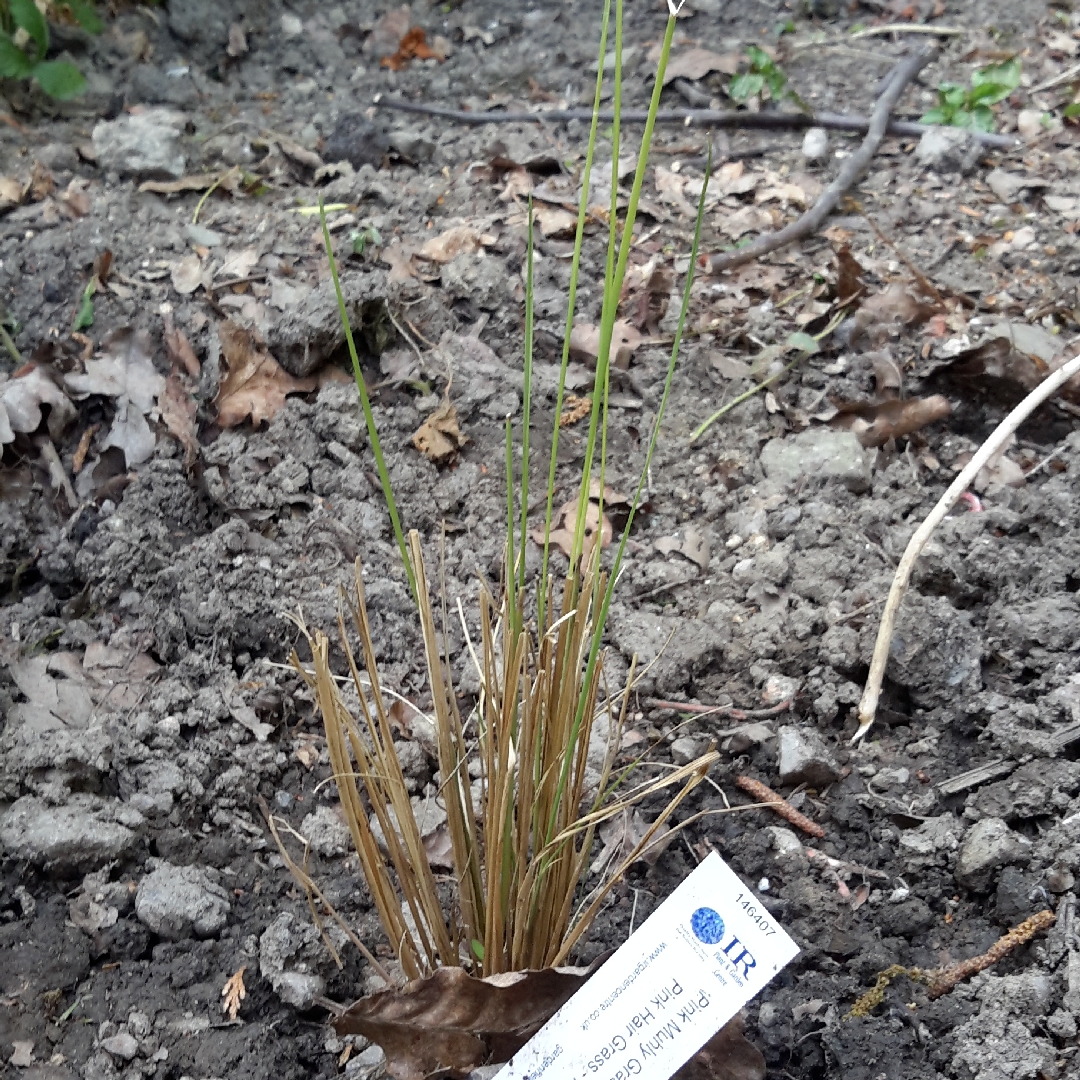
<box><xmin>160</xmin><ymin>373</ymin><xmax>199</xmax><ymax>466</ymax></box>
<box><xmin>662</xmin><ymin>47</ymin><xmax>740</xmax><ymax>85</ymax></box>
<box><xmin>420</xmin><ymin>225</ymin><xmax>495</xmax><ymax>263</ymax></box>
<box><xmin>334</xmin><ymin>966</ymin><xmax>591</xmax><ymax>1079</ymax></box>
<box><xmin>531</xmin><ymin>492</ymin><xmax>613</xmax><ymax>562</ymax></box>
<box><xmin>412</xmin><ymin>399</ymin><xmax>468</xmax><ymax>465</ymax></box>
<box><xmin>830</xmin><ymin>395</ymin><xmax>950</xmax><ymax>448</ymax></box>
<box><xmin>849</xmin><ymin>282</ymin><xmax>940</xmax><ymax>348</ymax></box>
<box><xmin>569</xmin><ymin>319</ymin><xmax>643</xmax><ymax>370</ymax></box>
<box><xmin>215</xmin><ymin>320</ymin><xmax>317</xmax><ymax>427</ymax></box>
<box><xmin>333</xmin><ymin>967</ymin><xmax>764</xmax><ymax>1080</ymax></box>
<box><xmin>0</xmin><ymin>366</ymin><xmax>76</xmax><ymax>444</ymax></box>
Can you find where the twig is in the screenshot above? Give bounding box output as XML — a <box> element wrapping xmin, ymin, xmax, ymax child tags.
<box><xmin>707</xmin><ymin>46</ymin><xmax>937</xmax><ymax>274</ymax></box>
<box><xmin>850</xmin><ymin>24</ymin><xmax>964</xmax><ymax>38</ymax></box>
<box><xmin>1032</xmin><ymin>61</ymin><xmax>1080</xmax><ymax>94</ymax></box>
<box><xmin>926</xmin><ymin>909</ymin><xmax>1056</xmax><ymax>998</ymax></box>
<box><xmin>374</xmin><ymin>97</ymin><xmax>1017</xmax><ymax>148</ymax></box>
<box><xmin>734</xmin><ymin>775</ymin><xmax>826</xmax><ymax>838</ymax></box>
<box><xmin>855</xmin><ymin>348</ymin><xmax>1080</xmax><ymax>743</ymax></box>
<box><xmin>648</xmin><ymin>697</ymin><xmax>793</xmax><ymax>720</ymax></box>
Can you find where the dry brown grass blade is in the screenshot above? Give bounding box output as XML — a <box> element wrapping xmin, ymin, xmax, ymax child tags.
<box><xmin>338</xmin><ymin>572</ymin><xmax>457</xmax><ymax>971</ymax></box>
<box><xmin>408</xmin><ymin>531</ymin><xmax>485</xmax><ymax>961</ymax></box>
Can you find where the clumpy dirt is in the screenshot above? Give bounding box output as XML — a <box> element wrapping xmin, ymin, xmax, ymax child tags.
<box><xmin>3</xmin><ymin>0</ymin><xmax>1080</xmax><ymax>1078</ymax></box>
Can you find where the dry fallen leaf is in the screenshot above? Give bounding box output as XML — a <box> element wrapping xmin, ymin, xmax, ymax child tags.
<box><xmin>64</xmin><ymin>329</ymin><xmax>166</xmax><ymax>468</ymax></box>
<box><xmin>591</xmin><ymin>808</ymin><xmax>674</xmax><ymax>876</ymax></box>
<box><xmin>0</xmin><ymin>366</ymin><xmax>76</xmax><ymax>444</ymax></box>
<box><xmin>172</xmin><ymin>252</ymin><xmax>209</xmax><ymax>295</ymax></box>
<box><xmin>532</xmin><ymin>494</ymin><xmax>613</xmax><ymax>562</ymax></box>
<box><xmin>334</xmin><ymin>966</ymin><xmax>591</xmax><ymax>1079</ymax></box>
<box><xmin>412</xmin><ymin>398</ymin><xmax>468</xmax><ymax>465</ymax></box>
<box><xmin>830</xmin><ymin>395</ymin><xmax>951</xmax><ymax>448</ymax></box>
<box><xmin>163</xmin><ymin>313</ymin><xmax>200</xmax><ymax>377</ymax></box>
<box><xmin>419</xmin><ymin>225</ymin><xmax>495</xmax><ymax>263</ymax></box>
<box><xmin>382</xmin><ymin>25</ymin><xmax>444</xmax><ymax>70</ymax></box>
<box><xmin>849</xmin><ymin>281</ymin><xmax>940</xmax><ymax>348</ymax></box>
<box><xmin>569</xmin><ymin>319</ymin><xmax>643</xmax><ymax>369</ymax></box>
<box><xmin>334</xmin><ymin>967</ymin><xmax>763</xmax><ymax>1080</ymax></box>
<box><xmin>532</xmin><ymin>203</ymin><xmax>578</xmax><ymax>238</ymax></box>
<box><xmin>835</xmin><ymin>244</ymin><xmax>865</xmax><ymax>305</ymax></box>
<box><xmin>221</xmin><ymin>966</ymin><xmax>247</xmax><ymax>1020</ymax></box>
<box><xmin>160</xmin><ymin>373</ymin><xmax>199</xmax><ymax>466</ymax></box>
<box><xmin>139</xmin><ymin>169</ymin><xmax>245</xmax><ymax>196</ymax></box>
<box><xmin>655</xmin><ymin>525</ymin><xmax>711</xmax><ymax>570</ymax></box>
<box><xmin>662</xmin><ymin>46</ymin><xmax>740</xmax><ymax>85</ymax></box>
<box><xmin>382</xmin><ymin>240</ymin><xmax>420</xmax><ymax>282</ymax></box>
<box><xmin>0</xmin><ymin>175</ymin><xmax>24</xmax><ymax>213</ymax></box>
<box><xmin>215</xmin><ymin>320</ymin><xmax>317</xmax><ymax>427</ymax></box>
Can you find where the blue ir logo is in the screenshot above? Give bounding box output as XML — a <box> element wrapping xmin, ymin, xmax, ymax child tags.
<box><xmin>690</xmin><ymin>907</ymin><xmax>725</xmax><ymax>945</ymax></box>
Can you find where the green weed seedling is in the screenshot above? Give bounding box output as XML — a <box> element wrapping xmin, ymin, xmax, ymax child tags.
<box><xmin>0</xmin><ymin>0</ymin><xmax>100</xmax><ymax>98</ymax></box>
<box><xmin>921</xmin><ymin>57</ymin><xmax>1021</xmax><ymax>133</ymax></box>
<box><xmin>729</xmin><ymin>45</ymin><xmax>808</xmax><ymax>112</ymax></box>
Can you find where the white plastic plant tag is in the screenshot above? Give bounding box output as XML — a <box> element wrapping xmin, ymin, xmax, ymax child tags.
<box><xmin>498</xmin><ymin>851</ymin><xmax>799</xmax><ymax>1080</ymax></box>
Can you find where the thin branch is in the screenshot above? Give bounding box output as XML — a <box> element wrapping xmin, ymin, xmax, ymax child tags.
<box><xmin>855</xmin><ymin>349</ymin><xmax>1080</xmax><ymax>743</ymax></box>
<box><xmin>708</xmin><ymin>45</ymin><xmax>937</xmax><ymax>274</ymax></box>
<box><xmin>734</xmin><ymin>775</ymin><xmax>826</xmax><ymax>838</ymax></box>
<box><xmin>374</xmin><ymin>95</ymin><xmax>1017</xmax><ymax>148</ymax></box>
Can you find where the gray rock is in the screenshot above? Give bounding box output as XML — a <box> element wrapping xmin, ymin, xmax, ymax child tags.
<box><xmin>0</xmin><ymin>794</ymin><xmax>141</xmax><ymax>871</ymax></box>
<box><xmin>950</xmin><ymin>1008</ymin><xmax>1054</xmax><ymax>1080</ymax></box>
<box><xmin>260</xmin><ymin>911</ymin><xmax>329</xmax><ymax>1007</ymax></box>
<box><xmin>272</xmin><ymin>970</ymin><xmax>326</xmax><ymax>1009</ymax></box>
<box><xmin>801</xmin><ymin>127</ymin><xmax>828</xmax><ymax>162</ymax></box>
<box><xmin>759</xmin><ymin>429</ymin><xmax>873</xmax><ymax>493</ymax></box>
<box><xmin>955</xmin><ymin>817</ymin><xmax>1028</xmax><ymax>891</ymax></box>
<box><xmin>183</xmin><ymin>223</ymin><xmax>224</xmax><ymax>247</ymax></box>
<box><xmin>344</xmin><ymin>1043</ymin><xmax>386</xmax><ymax>1078</ymax></box>
<box><xmin>92</xmin><ymin>109</ymin><xmax>186</xmax><ymax>180</ymax></box>
<box><xmin>978</xmin><ymin>973</ymin><xmax>1054</xmax><ymax>1016</ymax></box>
<box><xmin>777</xmin><ymin>727</ymin><xmax>839</xmax><ymax>787</ymax></box>
<box><xmin>670</xmin><ymin>736</ymin><xmax>705</xmax><ymax>766</ymax></box>
<box><xmin>915</xmin><ymin>126</ymin><xmax>981</xmax><ymax>175</ymax></box>
<box><xmin>898</xmin><ymin>814</ymin><xmax>965</xmax><ymax>857</ymax></box>
<box><xmin>100</xmin><ymin>1032</ymin><xmax>139</xmax><ymax>1060</ymax></box>
<box><xmin>135</xmin><ymin>861</ymin><xmax>231</xmax><ymax>939</ymax></box>
<box><xmin>300</xmin><ymin>804</ymin><xmax>352</xmax><ymax>858</ymax></box>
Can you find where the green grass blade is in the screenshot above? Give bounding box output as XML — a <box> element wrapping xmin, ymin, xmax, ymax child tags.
<box><xmin>505</xmin><ymin>416</ymin><xmax>518</xmax><ymax>634</ymax></box>
<box><xmin>518</xmin><ymin>197</ymin><xmax>535</xmax><ymax>593</ymax></box>
<box><xmin>537</xmin><ymin>0</ymin><xmax>613</xmax><ymax>630</ymax></box>
<box><xmin>318</xmin><ymin>196</ymin><xmax>416</xmax><ymax>602</ymax></box>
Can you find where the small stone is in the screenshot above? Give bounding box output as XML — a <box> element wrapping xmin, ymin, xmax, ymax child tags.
<box><xmin>1048</xmin><ymin>1009</ymin><xmax>1077</xmax><ymax>1039</ymax></box>
<box><xmin>1016</xmin><ymin>110</ymin><xmax>1043</xmax><ymax>141</ymax></box>
<box><xmin>915</xmin><ymin>126</ymin><xmax>982</xmax><ymax>175</ymax></box>
<box><xmin>344</xmin><ymin>1043</ymin><xmax>386</xmax><ymax>1078</ymax></box>
<box><xmin>273</xmin><ymin>970</ymin><xmax>325</xmax><ymax>1009</ymax></box>
<box><xmin>777</xmin><ymin>727</ymin><xmax>840</xmax><ymax>787</ymax></box>
<box><xmin>281</xmin><ymin>13</ymin><xmax>303</xmax><ymax>36</ymax></box>
<box><xmin>135</xmin><ymin>861</ymin><xmax>231</xmax><ymax>939</ymax></box>
<box><xmin>300</xmin><ymin>804</ymin><xmax>352</xmax><ymax>858</ymax></box>
<box><xmin>183</xmin><ymin>223</ymin><xmax>224</xmax><ymax>247</ymax></box>
<box><xmin>801</xmin><ymin>126</ymin><xmax>828</xmax><ymax>162</ymax></box>
<box><xmin>323</xmin><ymin>114</ymin><xmax>391</xmax><ymax>169</ymax></box>
<box><xmin>670</xmin><ymin>736</ymin><xmax>704</xmax><ymax>766</ymax></box>
<box><xmin>92</xmin><ymin>108</ymin><xmax>187</xmax><ymax>180</ymax></box>
<box><xmin>955</xmin><ymin>817</ymin><xmax>1028</xmax><ymax>891</ymax></box>
<box><xmin>759</xmin><ymin>429</ymin><xmax>873</xmax><ymax>494</ymax></box>
<box><xmin>762</xmin><ymin>674</ymin><xmax>799</xmax><ymax>705</ymax></box>
<box><xmin>0</xmin><ymin>794</ymin><xmax>141</xmax><ymax>872</ymax></box>
<box><xmin>1046</xmin><ymin>865</ymin><xmax>1074</xmax><ymax>893</ymax></box>
<box><xmin>100</xmin><ymin>1032</ymin><xmax>139</xmax><ymax>1060</ymax></box>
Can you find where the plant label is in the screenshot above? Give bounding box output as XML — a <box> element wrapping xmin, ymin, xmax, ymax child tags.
<box><xmin>498</xmin><ymin>851</ymin><xmax>798</xmax><ymax>1080</ymax></box>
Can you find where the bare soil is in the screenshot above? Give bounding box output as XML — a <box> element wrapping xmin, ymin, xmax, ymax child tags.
<box><xmin>3</xmin><ymin>2</ymin><xmax>1080</xmax><ymax>1080</ymax></box>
